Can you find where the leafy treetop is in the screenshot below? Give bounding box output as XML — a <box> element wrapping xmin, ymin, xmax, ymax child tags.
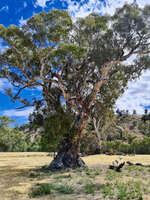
<box><xmin>0</xmin><ymin>4</ymin><xmax>150</xmax><ymax>148</ymax></box>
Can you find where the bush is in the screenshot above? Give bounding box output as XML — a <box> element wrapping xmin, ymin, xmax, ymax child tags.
<box><xmin>80</xmin><ymin>131</ymin><xmax>100</xmax><ymax>155</ymax></box>
<box><xmin>138</xmin><ymin>121</ymin><xmax>150</xmax><ymax>136</ymax></box>
<box><xmin>131</xmin><ymin>137</ymin><xmax>150</xmax><ymax>154</ymax></box>
<box><xmin>101</xmin><ymin>140</ymin><xmax>122</xmax><ymax>154</ymax></box>
<box><xmin>29</xmin><ymin>183</ymin><xmax>53</xmax><ymax>198</ymax></box>
<box><xmin>26</xmin><ymin>135</ymin><xmax>41</xmax><ymax>152</ymax></box>
<box><xmin>101</xmin><ymin>137</ymin><xmax>150</xmax><ymax>154</ymax></box>
<box><xmin>0</xmin><ymin>128</ymin><xmax>27</xmax><ymax>152</ymax></box>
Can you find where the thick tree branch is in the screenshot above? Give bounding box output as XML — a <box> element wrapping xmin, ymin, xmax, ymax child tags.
<box><xmin>86</xmin><ymin>64</ymin><xmax>110</xmax><ymax>109</ymax></box>
<box><xmin>13</xmin><ymin>82</ymin><xmax>37</xmax><ymax>100</ymax></box>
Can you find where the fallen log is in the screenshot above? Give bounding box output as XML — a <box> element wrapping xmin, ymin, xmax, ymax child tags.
<box><xmin>126</xmin><ymin>161</ymin><xmax>150</xmax><ymax>167</ymax></box>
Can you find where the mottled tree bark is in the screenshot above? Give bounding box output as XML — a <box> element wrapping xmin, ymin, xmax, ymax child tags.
<box><xmin>48</xmin><ymin>113</ymin><xmax>90</xmax><ymax>170</ymax></box>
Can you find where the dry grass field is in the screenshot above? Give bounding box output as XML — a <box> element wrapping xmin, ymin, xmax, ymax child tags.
<box><xmin>0</xmin><ymin>153</ymin><xmax>150</xmax><ymax>200</ymax></box>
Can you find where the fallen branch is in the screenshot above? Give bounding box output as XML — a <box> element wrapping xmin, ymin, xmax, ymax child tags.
<box><xmin>126</xmin><ymin>161</ymin><xmax>150</xmax><ymax>167</ymax></box>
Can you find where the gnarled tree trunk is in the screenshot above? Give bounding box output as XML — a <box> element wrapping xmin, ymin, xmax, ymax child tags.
<box><xmin>48</xmin><ymin>113</ymin><xmax>90</xmax><ymax>170</ymax></box>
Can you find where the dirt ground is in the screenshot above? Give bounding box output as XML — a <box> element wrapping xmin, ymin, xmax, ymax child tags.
<box><xmin>0</xmin><ymin>153</ymin><xmax>150</xmax><ymax>200</ymax></box>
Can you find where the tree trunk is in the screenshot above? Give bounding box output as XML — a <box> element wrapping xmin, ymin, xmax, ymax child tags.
<box><xmin>48</xmin><ymin>114</ymin><xmax>90</xmax><ymax>170</ymax></box>
<box><xmin>48</xmin><ymin>142</ymin><xmax>87</xmax><ymax>170</ymax></box>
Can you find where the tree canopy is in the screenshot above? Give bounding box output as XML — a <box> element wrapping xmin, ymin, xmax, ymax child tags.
<box><xmin>0</xmin><ymin>3</ymin><xmax>150</xmax><ymax>169</ymax></box>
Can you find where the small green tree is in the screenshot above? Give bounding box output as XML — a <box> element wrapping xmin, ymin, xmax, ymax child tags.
<box><xmin>0</xmin><ymin>117</ymin><xmax>27</xmax><ymax>152</ymax></box>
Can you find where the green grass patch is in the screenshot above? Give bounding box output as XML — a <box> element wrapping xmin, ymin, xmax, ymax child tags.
<box><xmin>29</xmin><ymin>183</ymin><xmax>53</xmax><ymax>198</ymax></box>
<box><xmin>41</xmin><ymin>164</ymin><xmax>49</xmax><ymax>170</ymax></box>
<box><xmin>55</xmin><ymin>184</ymin><xmax>74</xmax><ymax>194</ymax></box>
<box><xmin>101</xmin><ymin>182</ymin><xmax>114</xmax><ymax>198</ymax></box>
<box><xmin>84</xmin><ymin>182</ymin><xmax>97</xmax><ymax>194</ymax></box>
<box><xmin>105</xmin><ymin>170</ymin><xmax>122</xmax><ymax>181</ymax></box>
<box><xmin>116</xmin><ymin>180</ymin><xmax>143</xmax><ymax>200</ymax></box>
<box><xmin>77</xmin><ymin>178</ymin><xmax>84</xmax><ymax>185</ymax></box>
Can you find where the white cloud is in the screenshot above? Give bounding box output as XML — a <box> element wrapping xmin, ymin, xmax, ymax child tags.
<box><xmin>64</xmin><ymin>0</ymin><xmax>135</xmax><ymax>20</ymax></box>
<box><xmin>102</xmin><ymin>0</ymin><xmax>134</xmax><ymax>15</ymax></box>
<box><xmin>2</xmin><ymin>107</ymin><xmax>34</xmax><ymax>117</ymax></box>
<box><xmin>116</xmin><ymin>70</ymin><xmax>150</xmax><ymax>114</ymax></box>
<box><xmin>0</xmin><ymin>38</ymin><xmax>8</xmax><ymax>52</ymax></box>
<box><xmin>135</xmin><ymin>0</ymin><xmax>150</xmax><ymax>8</ymax></box>
<box><xmin>0</xmin><ymin>5</ymin><xmax>9</xmax><ymax>12</ymax></box>
<box><xmin>0</xmin><ymin>78</ymin><xmax>12</xmax><ymax>94</ymax></box>
<box><xmin>65</xmin><ymin>0</ymin><xmax>149</xmax><ymax>20</ymax></box>
<box><xmin>65</xmin><ymin>0</ymin><xmax>104</xmax><ymax>20</ymax></box>
<box><xmin>34</xmin><ymin>0</ymin><xmax>51</xmax><ymax>8</ymax></box>
<box><xmin>24</xmin><ymin>1</ymin><xmax>27</xmax><ymax>8</ymax></box>
<box><xmin>19</xmin><ymin>16</ymin><xmax>27</xmax><ymax>27</ymax></box>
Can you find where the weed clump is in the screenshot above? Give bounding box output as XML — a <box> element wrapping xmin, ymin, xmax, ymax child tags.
<box><xmin>85</xmin><ymin>182</ymin><xmax>97</xmax><ymax>194</ymax></box>
<box><xmin>55</xmin><ymin>184</ymin><xmax>74</xmax><ymax>194</ymax></box>
<box><xmin>29</xmin><ymin>183</ymin><xmax>53</xmax><ymax>198</ymax></box>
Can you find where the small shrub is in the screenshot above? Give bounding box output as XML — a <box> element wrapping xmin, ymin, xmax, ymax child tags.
<box><xmin>101</xmin><ymin>183</ymin><xmax>114</xmax><ymax>198</ymax></box>
<box><xmin>105</xmin><ymin>170</ymin><xmax>122</xmax><ymax>181</ymax></box>
<box><xmin>55</xmin><ymin>184</ymin><xmax>74</xmax><ymax>194</ymax></box>
<box><xmin>77</xmin><ymin>179</ymin><xmax>84</xmax><ymax>185</ymax></box>
<box><xmin>29</xmin><ymin>183</ymin><xmax>53</xmax><ymax>198</ymax></box>
<box><xmin>76</xmin><ymin>168</ymin><xmax>84</xmax><ymax>173</ymax></box>
<box><xmin>86</xmin><ymin>168</ymin><xmax>96</xmax><ymax>178</ymax></box>
<box><xmin>85</xmin><ymin>183</ymin><xmax>97</xmax><ymax>194</ymax></box>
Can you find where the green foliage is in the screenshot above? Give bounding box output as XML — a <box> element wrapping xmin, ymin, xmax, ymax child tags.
<box><xmin>1</xmin><ymin>5</ymin><xmax>150</xmax><ymax>158</ymax></box>
<box><xmin>26</xmin><ymin>135</ymin><xmax>41</xmax><ymax>152</ymax></box>
<box><xmin>138</xmin><ymin>120</ymin><xmax>150</xmax><ymax>136</ymax></box>
<box><xmin>101</xmin><ymin>183</ymin><xmax>114</xmax><ymax>198</ymax></box>
<box><xmin>0</xmin><ymin>116</ymin><xmax>14</xmax><ymax>129</ymax></box>
<box><xmin>0</xmin><ymin>116</ymin><xmax>42</xmax><ymax>152</ymax></box>
<box><xmin>131</xmin><ymin>137</ymin><xmax>150</xmax><ymax>154</ymax></box>
<box><xmin>105</xmin><ymin>170</ymin><xmax>122</xmax><ymax>181</ymax></box>
<box><xmin>0</xmin><ymin>127</ymin><xmax>27</xmax><ymax>152</ymax></box>
<box><xmin>54</xmin><ymin>184</ymin><xmax>74</xmax><ymax>194</ymax></box>
<box><xmin>101</xmin><ymin>137</ymin><xmax>150</xmax><ymax>154</ymax></box>
<box><xmin>29</xmin><ymin>182</ymin><xmax>74</xmax><ymax>198</ymax></box>
<box><xmin>29</xmin><ymin>183</ymin><xmax>53</xmax><ymax>198</ymax></box>
<box><xmin>84</xmin><ymin>182</ymin><xmax>97</xmax><ymax>194</ymax></box>
<box><xmin>40</xmin><ymin>111</ymin><xmax>74</xmax><ymax>152</ymax></box>
<box><xmin>101</xmin><ymin>180</ymin><xmax>144</xmax><ymax>199</ymax></box>
<box><xmin>80</xmin><ymin>130</ymin><xmax>100</xmax><ymax>155</ymax></box>
<box><xmin>116</xmin><ymin>180</ymin><xmax>143</xmax><ymax>200</ymax></box>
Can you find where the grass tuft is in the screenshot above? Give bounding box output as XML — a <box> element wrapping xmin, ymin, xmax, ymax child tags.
<box><xmin>55</xmin><ymin>184</ymin><xmax>74</xmax><ymax>194</ymax></box>
<box><xmin>101</xmin><ymin>182</ymin><xmax>114</xmax><ymax>198</ymax></box>
<box><xmin>29</xmin><ymin>183</ymin><xmax>53</xmax><ymax>198</ymax></box>
<box><xmin>84</xmin><ymin>182</ymin><xmax>97</xmax><ymax>194</ymax></box>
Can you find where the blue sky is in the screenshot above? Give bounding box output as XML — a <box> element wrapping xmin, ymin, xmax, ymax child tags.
<box><xmin>0</xmin><ymin>0</ymin><xmax>150</xmax><ymax>126</ymax></box>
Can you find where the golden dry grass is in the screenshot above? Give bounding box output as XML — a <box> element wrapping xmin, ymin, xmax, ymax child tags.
<box><xmin>84</xmin><ymin>154</ymin><xmax>150</xmax><ymax>167</ymax></box>
<box><xmin>0</xmin><ymin>153</ymin><xmax>150</xmax><ymax>200</ymax></box>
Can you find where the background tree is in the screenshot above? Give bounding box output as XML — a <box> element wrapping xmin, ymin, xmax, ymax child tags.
<box><xmin>0</xmin><ymin>116</ymin><xmax>14</xmax><ymax>129</ymax></box>
<box><xmin>0</xmin><ymin>116</ymin><xmax>27</xmax><ymax>152</ymax></box>
<box><xmin>0</xmin><ymin>4</ymin><xmax>150</xmax><ymax>169</ymax></box>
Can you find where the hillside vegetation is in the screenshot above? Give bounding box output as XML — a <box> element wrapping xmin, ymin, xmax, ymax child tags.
<box><xmin>79</xmin><ymin>111</ymin><xmax>150</xmax><ymax>155</ymax></box>
<box><xmin>1</xmin><ymin>110</ymin><xmax>150</xmax><ymax>155</ymax></box>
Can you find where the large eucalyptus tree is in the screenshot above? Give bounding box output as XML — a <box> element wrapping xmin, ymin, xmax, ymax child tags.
<box><xmin>0</xmin><ymin>3</ymin><xmax>150</xmax><ymax>169</ymax></box>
